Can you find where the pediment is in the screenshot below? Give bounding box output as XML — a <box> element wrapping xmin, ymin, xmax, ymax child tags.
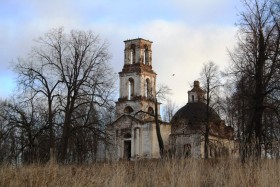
<box><xmin>110</xmin><ymin>114</ymin><xmax>144</xmax><ymax>129</ymax></box>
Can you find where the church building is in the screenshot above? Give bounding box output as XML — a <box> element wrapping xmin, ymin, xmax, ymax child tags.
<box><xmin>170</xmin><ymin>81</ymin><xmax>236</xmax><ymax>158</ymax></box>
<box><xmin>105</xmin><ymin>38</ymin><xmax>170</xmax><ymax>160</ymax></box>
<box><xmin>103</xmin><ymin>38</ymin><xmax>236</xmax><ymax>160</ymax></box>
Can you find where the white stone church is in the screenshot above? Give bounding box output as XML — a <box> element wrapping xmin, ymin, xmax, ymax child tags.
<box><xmin>100</xmin><ymin>38</ymin><xmax>236</xmax><ymax>161</ymax></box>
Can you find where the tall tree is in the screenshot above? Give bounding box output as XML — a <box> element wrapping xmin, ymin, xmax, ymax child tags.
<box><xmin>14</xmin><ymin>28</ymin><xmax>116</xmax><ymax>163</ymax></box>
<box><xmin>154</xmin><ymin>84</ymin><xmax>171</xmax><ymax>158</ymax></box>
<box><xmin>229</xmin><ymin>0</ymin><xmax>280</xmax><ymax>160</ymax></box>
<box><xmin>200</xmin><ymin>61</ymin><xmax>221</xmax><ymax>159</ymax></box>
<box><xmin>15</xmin><ymin>50</ymin><xmax>61</xmax><ymax>163</ymax></box>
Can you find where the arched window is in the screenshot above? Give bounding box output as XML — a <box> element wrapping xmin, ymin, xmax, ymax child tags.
<box><xmin>128</xmin><ymin>78</ymin><xmax>134</xmax><ymax>100</ymax></box>
<box><xmin>148</xmin><ymin>107</ymin><xmax>154</xmax><ymax>115</ymax></box>
<box><xmin>130</xmin><ymin>45</ymin><xmax>136</xmax><ymax>64</ymax></box>
<box><xmin>145</xmin><ymin>79</ymin><xmax>151</xmax><ymax>98</ymax></box>
<box><xmin>144</xmin><ymin>47</ymin><xmax>149</xmax><ymax>65</ymax></box>
<box><xmin>124</xmin><ymin>106</ymin><xmax>134</xmax><ymax>114</ymax></box>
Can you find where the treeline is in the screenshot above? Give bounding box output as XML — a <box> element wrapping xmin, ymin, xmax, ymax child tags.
<box><xmin>223</xmin><ymin>0</ymin><xmax>280</xmax><ymax>161</ymax></box>
<box><xmin>0</xmin><ymin>28</ymin><xmax>116</xmax><ymax>164</ymax></box>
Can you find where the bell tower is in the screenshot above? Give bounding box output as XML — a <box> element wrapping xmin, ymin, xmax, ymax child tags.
<box><xmin>116</xmin><ymin>38</ymin><xmax>158</xmax><ymax>118</ymax></box>
<box><xmin>188</xmin><ymin>81</ymin><xmax>205</xmax><ymax>103</ymax></box>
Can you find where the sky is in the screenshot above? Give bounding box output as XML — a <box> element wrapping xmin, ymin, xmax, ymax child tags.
<box><xmin>0</xmin><ymin>0</ymin><xmax>243</xmax><ymax>107</ymax></box>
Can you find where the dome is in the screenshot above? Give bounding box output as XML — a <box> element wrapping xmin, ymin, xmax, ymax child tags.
<box><xmin>170</xmin><ymin>80</ymin><xmax>234</xmax><ymax>140</ymax></box>
<box><xmin>170</xmin><ymin>102</ymin><xmax>234</xmax><ymax>139</ymax></box>
<box><xmin>171</xmin><ymin>102</ymin><xmax>221</xmax><ymax>128</ymax></box>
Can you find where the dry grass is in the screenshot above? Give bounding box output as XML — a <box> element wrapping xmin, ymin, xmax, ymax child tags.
<box><xmin>1</xmin><ymin>158</ymin><xmax>280</xmax><ymax>187</ymax></box>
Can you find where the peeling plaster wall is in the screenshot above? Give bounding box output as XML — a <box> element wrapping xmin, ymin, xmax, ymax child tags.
<box><xmin>115</xmin><ymin>100</ymin><xmax>159</xmax><ymax>118</ymax></box>
<box><xmin>119</xmin><ymin>73</ymin><xmax>156</xmax><ymax>100</ymax></box>
<box><xmin>200</xmin><ymin>135</ymin><xmax>237</xmax><ymax>159</ymax></box>
<box><xmin>151</xmin><ymin>123</ymin><xmax>160</xmax><ymax>158</ymax></box>
<box><xmin>141</xmin><ymin>123</ymin><xmax>153</xmax><ymax>156</ymax></box>
<box><xmin>124</xmin><ymin>39</ymin><xmax>152</xmax><ymax>65</ymax></box>
<box><xmin>105</xmin><ymin>116</ymin><xmax>171</xmax><ymax>160</ymax></box>
<box><xmin>161</xmin><ymin>125</ymin><xmax>171</xmax><ymax>151</ymax></box>
<box><xmin>171</xmin><ymin>134</ymin><xmax>201</xmax><ymax>158</ymax></box>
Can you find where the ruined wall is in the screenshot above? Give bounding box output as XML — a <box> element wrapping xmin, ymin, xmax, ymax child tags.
<box><xmin>141</xmin><ymin>123</ymin><xmax>153</xmax><ymax>157</ymax></box>
<box><xmin>105</xmin><ymin>116</ymin><xmax>169</xmax><ymax>160</ymax></box>
<box><xmin>119</xmin><ymin>72</ymin><xmax>156</xmax><ymax>100</ymax></box>
<box><xmin>115</xmin><ymin>100</ymin><xmax>158</xmax><ymax>118</ymax></box>
<box><xmin>171</xmin><ymin>134</ymin><xmax>201</xmax><ymax>158</ymax></box>
<box><xmin>124</xmin><ymin>38</ymin><xmax>152</xmax><ymax>66</ymax></box>
<box><xmin>200</xmin><ymin>135</ymin><xmax>237</xmax><ymax>158</ymax></box>
<box><xmin>160</xmin><ymin>124</ymin><xmax>171</xmax><ymax>151</ymax></box>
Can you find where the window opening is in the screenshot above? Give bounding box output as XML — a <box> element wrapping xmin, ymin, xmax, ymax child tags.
<box><xmin>143</xmin><ymin>49</ymin><xmax>146</xmax><ymax>64</ymax></box>
<box><xmin>130</xmin><ymin>45</ymin><xmax>136</xmax><ymax>64</ymax></box>
<box><xmin>124</xmin><ymin>106</ymin><xmax>134</xmax><ymax>114</ymax></box>
<box><xmin>130</xmin><ymin>51</ymin><xmax>133</xmax><ymax>64</ymax></box>
<box><xmin>184</xmin><ymin>144</ymin><xmax>191</xmax><ymax>157</ymax></box>
<box><xmin>145</xmin><ymin>79</ymin><xmax>151</xmax><ymax>98</ymax></box>
<box><xmin>148</xmin><ymin>107</ymin><xmax>154</xmax><ymax>115</ymax></box>
<box><xmin>128</xmin><ymin>78</ymin><xmax>134</xmax><ymax>100</ymax></box>
<box><xmin>144</xmin><ymin>48</ymin><xmax>149</xmax><ymax>65</ymax></box>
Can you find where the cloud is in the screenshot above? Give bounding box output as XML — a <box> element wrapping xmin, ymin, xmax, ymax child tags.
<box><xmin>0</xmin><ymin>19</ymin><xmax>237</xmax><ymax>105</ymax></box>
<box><xmin>173</xmin><ymin>0</ymin><xmax>226</xmax><ymax>9</ymax></box>
<box><xmin>96</xmin><ymin>20</ymin><xmax>237</xmax><ymax>106</ymax></box>
<box><xmin>0</xmin><ymin>0</ymin><xmax>239</xmax><ymax>105</ymax></box>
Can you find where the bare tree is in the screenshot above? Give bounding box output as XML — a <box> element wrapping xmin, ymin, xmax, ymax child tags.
<box><xmin>200</xmin><ymin>61</ymin><xmax>221</xmax><ymax>159</ymax></box>
<box><xmin>162</xmin><ymin>98</ymin><xmax>178</xmax><ymax>122</ymax></box>
<box><xmin>13</xmin><ymin>28</ymin><xmax>116</xmax><ymax>163</ymax></box>
<box><xmin>14</xmin><ymin>53</ymin><xmax>61</xmax><ymax>163</ymax></box>
<box><xmin>0</xmin><ymin>95</ymin><xmax>50</xmax><ymax>164</ymax></box>
<box><xmin>153</xmin><ymin>84</ymin><xmax>171</xmax><ymax>158</ymax></box>
<box><xmin>0</xmin><ymin>99</ymin><xmax>13</xmax><ymax>164</ymax></box>
<box><xmin>229</xmin><ymin>0</ymin><xmax>280</xmax><ymax>160</ymax></box>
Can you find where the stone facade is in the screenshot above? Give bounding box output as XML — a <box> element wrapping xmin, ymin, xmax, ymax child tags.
<box><xmin>102</xmin><ymin>38</ymin><xmax>237</xmax><ymax>161</ymax></box>
<box><xmin>170</xmin><ymin>81</ymin><xmax>237</xmax><ymax>158</ymax></box>
<box><xmin>106</xmin><ymin>38</ymin><xmax>171</xmax><ymax>160</ymax></box>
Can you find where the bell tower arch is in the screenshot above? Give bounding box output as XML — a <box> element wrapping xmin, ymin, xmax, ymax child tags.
<box><xmin>116</xmin><ymin>38</ymin><xmax>159</xmax><ymax>118</ymax></box>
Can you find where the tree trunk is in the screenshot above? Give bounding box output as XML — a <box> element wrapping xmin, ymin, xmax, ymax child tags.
<box><xmin>204</xmin><ymin>85</ymin><xmax>210</xmax><ymax>159</ymax></box>
<box><xmin>250</xmin><ymin>30</ymin><xmax>266</xmax><ymax>159</ymax></box>
<box><xmin>60</xmin><ymin>94</ymin><xmax>72</xmax><ymax>163</ymax></box>
<box><xmin>48</xmin><ymin>97</ymin><xmax>56</xmax><ymax>163</ymax></box>
<box><xmin>155</xmin><ymin>99</ymin><xmax>164</xmax><ymax>158</ymax></box>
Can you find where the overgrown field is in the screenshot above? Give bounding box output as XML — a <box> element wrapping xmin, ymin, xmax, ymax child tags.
<box><xmin>1</xmin><ymin>158</ymin><xmax>280</xmax><ymax>187</ymax></box>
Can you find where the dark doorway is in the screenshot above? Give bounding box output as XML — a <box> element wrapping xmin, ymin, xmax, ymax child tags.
<box><xmin>124</xmin><ymin>140</ymin><xmax>131</xmax><ymax>160</ymax></box>
<box><xmin>184</xmin><ymin>144</ymin><xmax>191</xmax><ymax>157</ymax></box>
